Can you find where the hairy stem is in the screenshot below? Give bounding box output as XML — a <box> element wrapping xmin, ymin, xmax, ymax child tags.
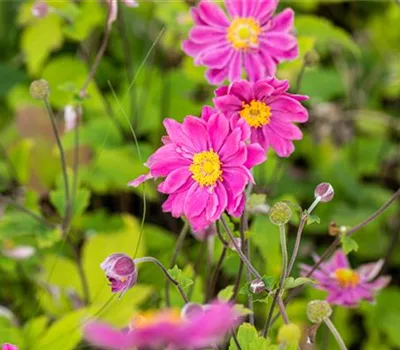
<box><xmin>135</xmin><ymin>256</ymin><xmax>189</xmax><ymax>304</ymax></box>
<box><xmin>324</xmin><ymin>317</ymin><xmax>348</xmax><ymax>350</ymax></box>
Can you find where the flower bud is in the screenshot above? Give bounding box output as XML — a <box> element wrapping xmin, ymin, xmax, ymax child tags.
<box><xmin>314</xmin><ymin>183</ymin><xmax>334</xmax><ymax>203</ymax></box>
<box><xmin>269</xmin><ymin>202</ymin><xmax>292</xmax><ymax>226</ymax></box>
<box><xmin>249</xmin><ymin>279</ymin><xmax>265</xmax><ymax>294</ymax></box>
<box><xmin>278</xmin><ymin>323</ymin><xmax>301</xmax><ymax>345</ymax></box>
<box><xmin>2</xmin><ymin>344</ymin><xmax>18</xmax><ymax>350</ymax></box>
<box><xmin>101</xmin><ymin>253</ymin><xmax>137</xmax><ymax>294</ymax></box>
<box><xmin>31</xmin><ymin>1</ymin><xmax>49</xmax><ymax>18</ymax></box>
<box><xmin>29</xmin><ymin>79</ymin><xmax>50</xmax><ymax>100</ymax></box>
<box><xmin>307</xmin><ymin>300</ymin><xmax>332</xmax><ymax>324</ymax></box>
<box><xmin>181</xmin><ymin>303</ymin><xmax>204</xmax><ymax>320</ymax></box>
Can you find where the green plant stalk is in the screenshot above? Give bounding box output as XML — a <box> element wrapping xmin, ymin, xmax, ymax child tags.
<box><xmin>324</xmin><ymin>317</ymin><xmax>348</xmax><ymax>350</ymax></box>
<box><xmin>135</xmin><ymin>256</ymin><xmax>189</xmax><ymax>304</ymax></box>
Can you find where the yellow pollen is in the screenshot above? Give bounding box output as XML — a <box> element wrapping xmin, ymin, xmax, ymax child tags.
<box><xmin>189</xmin><ymin>150</ymin><xmax>223</xmax><ymax>187</ymax></box>
<box><xmin>131</xmin><ymin>309</ymin><xmax>182</xmax><ymax>329</ymax></box>
<box><xmin>334</xmin><ymin>268</ymin><xmax>360</xmax><ymax>288</ymax></box>
<box><xmin>239</xmin><ymin>100</ymin><xmax>272</xmax><ymax>128</ymax></box>
<box><xmin>227</xmin><ymin>17</ymin><xmax>261</xmax><ymax>51</ymax></box>
<box><xmin>120</xmin><ymin>277</ymin><xmax>127</xmax><ymax>283</ymax></box>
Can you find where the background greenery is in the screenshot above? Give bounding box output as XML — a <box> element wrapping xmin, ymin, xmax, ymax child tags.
<box><xmin>0</xmin><ymin>0</ymin><xmax>399</xmax><ymax>349</ymax></box>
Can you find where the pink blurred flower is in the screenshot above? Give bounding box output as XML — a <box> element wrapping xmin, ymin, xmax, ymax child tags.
<box><xmin>300</xmin><ymin>250</ymin><xmax>391</xmax><ymax>307</ymax></box>
<box><xmin>182</xmin><ymin>0</ymin><xmax>298</xmax><ymax>85</ymax></box>
<box><xmin>129</xmin><ymin>107</ymin><xmax>265</xmax><ymax>231</ymax></box>
<box><xmin>2</xmin><ymin>344</ymin><xmax>18</xmax><ymax>350</ymax></box>
<box><xmin>3</xmin><ymin>245</ymin><xmax>35</xmax><ymax>260</ymax></box>
<box><xmin>107</xmin><ymin>0</ymin><xmax>139</xmax><ymax>24</ymax></box>
<box><xmin>64</xmin><ymin>105</ymin><xmax>79</xmax><ymax>133</ymax></box>
<box><xmin>101</xmin><ymin>253</ymin><xmax>138</xmax><ymax>295</ymax></box>
<box><xmin>31</xmin><ymin>1</ymin><xmax>49</xmax><ymax>18</ymax></box>
<box><xmin>84</xmin><ymin>301</ymin><xmax>240</xmax><ymax>349</ymax></box>
<box><xmin>213</xmin><ymin>78</ymin><xmax>308</xmax><ymax>157</ymax></box>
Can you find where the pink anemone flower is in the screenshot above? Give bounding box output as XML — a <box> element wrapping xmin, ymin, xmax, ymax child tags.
<box><xmin>2</xmin><ymin>344</ymin><xmax>18</xmax><ymax>350</ymax></box>
<box><xmin>182</xmin><ymin>0</ymin><xmax>298</xmax><ymax>85</ymax></box>
<box><xmin>84</xmin><ymin>301</ymin><xmax>240</xmax><ymax>349</ymax></box>
<box><xmin>213</xmin><ymin>77</ymin><xmax>308</xmax><ymax>157</ymax></box>
<box><xmin>300</xmin><ymin>250</ymin><xmax>391</xmax><ymax>307</ymax></box>
<box><xmin>129</xmin><ymin>107</ymin><xmax>266</xmax><ymax>232</ymax></box>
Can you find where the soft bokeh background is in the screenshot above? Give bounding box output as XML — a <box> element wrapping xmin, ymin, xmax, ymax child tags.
<box><xmin>0</xmin><ymin>0</ymin><xmax>399</xmax><ymax>349</ymax></box>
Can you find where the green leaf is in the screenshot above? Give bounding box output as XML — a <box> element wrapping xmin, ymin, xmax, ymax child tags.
<box><xmin>218</xmin><ymin>285</ymin><xmax>234</xmax><ymax>301</ymax></box>
<box><xmin>246</xmin><ymin>193</ymin><xmax>267</xmax><ymax>210</ymax></box>
<box><xmin>23</xmin><ymin>316</ymin><xmax>49</xmax><ymax>347</ymax></box>
<box><xmin>284</xmin><ymin>277</ymin><xmax>314</xmax><ymax>289</ymax></box>
<box><xmin>9</xmin><ymin>139</ymin><xmax>34</xmax><ymax>184</ymax></box>
<box><xmin>229</xmin><ymin>323</ymin><xmax>271</xmax><ymax>350</ymax></box>
<box><xmin>261</xmin><ymin>276</ymin><xmax>277</xmax><ymax>290</ymax></box>
<box><xmin>21</xmin><ymin>15</ymin><xmax>64</xmax><ymax>75</ymax></box>
<box><xmin>233</xmin><ymin>305</ymin><xmax>254</xmax><ymax>317</ymax></box>
<box><xmin>168</xmin><ymin>265</ymin><xmax>194</xmax><ymax>290</ymax></box>
<box><xmin>341</xmin><ymin>236</ymin><xmax>359</xmax><ymax>254</ymax></box>
<box><xmin>307</xmin><ymin>214</ymin><xmax>321</xmax><ymax>226</ymax></box>
<box><xmin>49</xmin><ymin>188</ymin><xmax>90</xmax><ymax>223</ymax></box>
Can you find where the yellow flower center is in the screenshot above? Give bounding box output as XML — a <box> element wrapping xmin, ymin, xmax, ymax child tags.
<box><xmin>189</xmin><ymin>150</ymin><xmax>223</xmax><ymax>187</ymax></box>
<box><xmin>334</xmin><ymin>268</ymin><xmax>360</xmax><ymax>288</ymax></box>
<box><xmin>227</xmin><ymin>17</ymin><xmax>261</xmax><ymax>51</ymax></box>
<box><xmin>239</xmin><ymin>100</ymin><xmax>272</xmax><ymax>128</ymax></box>
<box><xmin>131</xmin><ymin>309</ymin><xmax>182</xmax><ymax>329</ymax></box>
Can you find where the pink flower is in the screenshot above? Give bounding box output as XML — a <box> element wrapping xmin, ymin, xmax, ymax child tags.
<box><xmin>31</xmin><ymin>1</ymin><xmax>49</xmax><ymax>18</ymax></box>
<box><xmin>129</xmin><ymin>107</ymin><xmax>266</xmax><ymax>231</ymax></box>
<box><xmin>182</xmin><ymin>0</ymin><xmax>298</xmax><ymax>85</ymax></box>
<box><xmin>2</xmin><ymin>344</ymin><xmax>18</xmax><ymax>350</ymax></box>
<box><xmin>213</xmin><ymin>78</ymin><xmax>308</xmax><ymax>157</ymax></box>
<box><xmin>107</xmin><ymin>0</ymin><xmax>139</xmax><ymax>25</ymax></box>
<box><xmin>192</xmin><ymin>223</ymin><xmax>217</xmax><ymax>241</ymax></box>
<box><xmin>84</xmin><ymin>301</ymin><xmax>240</xmax><ymax>349</ymax></box>
<box><xmin>300</xmin><ymin>250</ymin><xmax>391</xmax><ymax>307</ymax></box>
<box><xmin>101</xmin><ymin>253</ymin><xmax>138</xmax><ymax>295</ymax></box>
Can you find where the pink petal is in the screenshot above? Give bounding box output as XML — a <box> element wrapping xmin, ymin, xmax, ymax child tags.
<box><xmin>331</xmin><ymin>250</ymin><xmax>350</xmax><ymax>269</ymax></box>
<box><xmin>264</xmin><ymin>127</ymin><xmax>295</xmax><ymax>157</ymax></box>
<box><xmin>213</xmin><ymin>94</ymin><xmax>242</xmax><ymax>115</ymax></box>
<box><xmin>162</xmin><ymin>191</ymin><xmax>188</xmax><ymax>218</ymax></box>
<box><xmin>268</xmin><ymin>119</ymin><xmax>303</xmax><ymax>140</ymax></box>
<box><xmin>84</xmin><ymin>323</ymin><xmax>132</xmax><ymax>349</ymax></box>
<box><xmin>251</xmin><ymin>127</ymin><xmax>269</xmax><ymax>152</ymax></box>
<box><xmin>201</xmin><ymin>45</ymin><xmax>234</xmax><ymax>69</ymax></box>
<box><xmin>197</xmin><ymin>1</ymin><xmax>230</xmax><ymax>27</ymax></box>
<box><xmin>244</xmin><ymin>53</ymin><xmax>265</xmax><ymax>82</ymax></box>
<box><xmin>269</xmin><ymin>96</ymin><xmax>309</xmax><ymax>122</ymax></box>
<box><xmin>182</xmin><ymin>39</ymin><xmax>206</xmax><ymax>56</ymax></box>
<box><xmin>255</xmin><ymin>0</ymin><xmax>279</xmax><ymax>25</ymax></box>
<box><xmin>205</xmin><ymin>67</ymin><xmax>229</xmax><ymax>85</ymax></box>
<box><xmin>184</xmin><ymin>183</ymin><xmax>210</xmax><ymax>218</ymax></box>
<box><xmin>262</xmin><ymin>32</ymin><xmax>298</xmax><ymax>53</ymax></box>
<box><xmin>223</xmin><ymin>144</ymin><xmax>247</xmax><ymax>166</ymax></box>
<box><xmin>253</xmin><ymin>81</ymin><xmax>274</xmax><ymax>101</ymax></box>
<box><xmin>224</xmin><ymin>0</ymin><xmax>242</xmax><ymax>17</ymax></box>
<box><xmin>258</xmin><ymin>49</ymin><xmax>278</xmax><ymax>76</ymax></box>
<box><xmin>228</xmin><ymin>79</ymin><xmax>253</xmax><ymax>102</ymax></box>
<box><xmin>219</xmin><ymin>128</ymin><xmax>242</xmax><ymax>161</ymax></box>
<box><xmin>158</xmin><ymin>168</ymin><xmax>191</xmax><ymax>194</ymax></box>
<box><xmin>270</xmin><ymin>8</ymin><xmax>294</xmax><ymax>32</ymax></box>
<box><xmin>357</xmin><ymin>259</ymin><xmax>384</xmax><ymax>282</ymax></box>
<box><xmin>189</xmin><ymin>26</ymin><xmax>226</xmax><ymax>44</ymax></box>
<box><xmin>128</xmin><ymin>173</ymin><xmax>153</xmax><ymax>187</ymax></box>
<box><xmin>228</xmin><ymin>51</ymin><xmax>243</xmax><ymax>81</ymax></box>
<box><xmin>182</xmin><ymin>116</ymin><xmax>209</xmax><ymax>152</ymax></box>
<box><xmin>366</xmin><ymin>276</ymin><xmax>391</xmax><ymax>291</ymax></box>
<box><xmin>207</xmin><ymin>112</ymin><xmax>229</xmax><ymax>152</ymax></box>
<box><xmin>244</xmin><ymin>143</ymin><xmax>266</xmax><ymax>168</ymax></box>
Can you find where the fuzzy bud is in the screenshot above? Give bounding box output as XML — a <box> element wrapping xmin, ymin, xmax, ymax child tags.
<box><xmin>307</xmin><ymin>300</ymin><xmax>332</xmax><ymax>324</ymax></box>
<box><xmin>269</xmin><ymin>202</ymin><xmax>292</xmax><ymax>226</ymax></box>
<box><xmin>181</xmin><ymin>303</ymin><xmax>204</xmax><ymax>320</ymax></box>
<box><xmin>278</xmin><ymin>323</ymin><xmax>301</xmax><ymax>345</ymax></box>
<box><xmin>29</xmin><ymin>79</ymin><xmax>50</xmax><ymax>100</ymax></box>
<box><xmin>101</xmin><ymin>253</ymin><xmax>137</xmax><ymax>295</ymax></box>
<box><xmin>31</xmin><ymin>1</ymin><xmax>49</xmax><ymax>18</ymax></box>
<box><xmin>2</xmin><ymin>344</ymin><xmax>18</xmax><ymax>350</ymax></box>
<box><xmin>314</xmin><ymin>183</ymin><xmax>334</xmax><ymax>203</ymax></box>
<box><xmin>249</xmin><ymin>278</ymin><xmax>265</xmax><ymax>294</ymax></box>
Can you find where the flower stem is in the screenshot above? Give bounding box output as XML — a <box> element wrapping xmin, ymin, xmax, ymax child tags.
<box><xmin>324</xmin><ymin>317</ymin><xmax>348</xmax><ymax>350</ymax></box>
<box><xmin>165</xmin><ymin>222</ymin><xmax>189</xmax><ymax>306</ymax></box>
<box><xmin>262</xmin><ymin>224</ymin><xmax>289</xmax><ymax>337</ymax></box>
<box><xmin>135</xmin><ymin>256</ymin><xmax>189</xmax><ymax>304</ymax></box>
<box><xmin>208</xmin><ymin>246</ymin><xmax>227</xmax><ymax>300</ymax></box>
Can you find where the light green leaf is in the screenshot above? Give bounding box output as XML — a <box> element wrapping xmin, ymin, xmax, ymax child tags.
<box><xmin>23</xmin><ymin>316</ymin><xmax>49</xmax><ymax>347</ymax></box>
<box><xmin>307</xmin><ymin>214</ymin><xmax>321</xmax><ymax>226</ymax></box>
<box><xmin>21</xmin><ymin>15</ymin><xmax>63</xmax><ymax>75</ymax></box>
<box><xmin>49</xmin><ymin>188</ymin><xmax>91</xmax><ymax>223</ymax></box>
<box><xmin>261</xmin><ymin>276</ymin><xmax>276</xmax><ymax>290</ymax></box>
<box><xmin>341</xmin><ymin>236</ymin><xmax>359</xmax><ymax>254</ymax></box>
<box><xmin>218</xmin><ymin>285</ymin><xmax>234</xmax><ymax>301</ymax></box>
<box><xmin>284</xmin><ymin>277</ymin><xmax>314</xmax><ymax>289</ymax></box>
<box><xmin>9</xmin><ymin>139</ymin><xmax>34</xmax><ymax>184</ymax></box>
<box><xmin>229</xmin><ymin>323</ymin><xmax>271</xmax><ymax>350</ymax></box>
<box><xmin>168</xmin><ymin>265</ymin><xmax>194</xmax><ymax>290</ymax></box>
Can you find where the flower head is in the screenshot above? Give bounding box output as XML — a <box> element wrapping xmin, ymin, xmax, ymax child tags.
<box><xmin>300</xmin><ymin>250</ymin><xmax>391</xmax><ymax>307</ymax></box>
<box><xmin>129</xmin><ymin>107</ymin><xmax>266</xmax><ymax>231</ymax></box>
<box><xmin>269</xmin><ymin>201</ymin><xmax>292</xmax><ymax>225</ymax></box>
<box><xmin>183</xmin><ymin>0</ymin><xmax>298</xmax><ymax>84</ymax></box>
<box><xmin>30</xmin><ymin>79</ymin><xmax>50</xmax><ymax>100</ymax></box>
<box><xmin>307</xmin><ymin>300</ymin><xmax>332</xmax><ymax>324</ymax></box>
<box><xmin>84</xmin><ymin>301</ymin><xmax>240</xmax><ymax>349</ymax></box>
<box><xmin>314</xmin><ymin>182</ymin><xmax>334</xmax><ymax>203</ymax></box>
<box><xmin>2</xmin><ymin>344</ymin><xmax>18</xmax><ymax>350</ymax></box>
<box><xmin>101</xmin><ymin>253</ymin><xmax>138</xmax><ymax>295</ymax></box>
<box><xmin>213</xmin><ymin>78</ymin><xmax>308</xmax><ymax>157</ymax></box>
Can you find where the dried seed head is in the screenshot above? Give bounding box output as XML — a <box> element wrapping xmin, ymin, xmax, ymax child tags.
<box><xmin>307</xmin><ymin>300</ymin><xmax>332</xmax><ymax>324</ymax></box>
<box><xmin>29</xmin><ymin>79</ymin><xmax>50</xmax><ymax>100</ymax></box>
<box><xmin>269</xmin><ymin>202</ymin><xmax>292</xmax><ymax>225</ymax></box>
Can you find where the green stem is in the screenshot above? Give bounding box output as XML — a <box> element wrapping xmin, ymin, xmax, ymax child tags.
<box><xmin>324</xmin><ymin>317</ymin><xmax>348</xmax><ymax>350</ymax></box>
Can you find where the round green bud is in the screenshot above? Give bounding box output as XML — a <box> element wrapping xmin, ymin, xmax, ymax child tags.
<box><xmin>307</xmin><ymin>300</ymin><xmax>332</xmax><ymax>324</ymax></box>
<box><xmin>269</xmin><ymin>202</ymin><xmax>292</xmax><ymax>226</ymax></box>
<box><xmin>278</xmin><ymin>323</ymin><xmax>301</xmax><ymax>345</ymax></box>
<box><xmin>29</xmin><ymin>79</ymin><xmax>50</xmax><ymax>100</ymax></box>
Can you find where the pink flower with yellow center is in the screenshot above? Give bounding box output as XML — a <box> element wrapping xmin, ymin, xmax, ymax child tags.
<box><xmin>213</xmin><ymin>77</ymin><xmax>308</xmax><ymax>157</ymax></box>
<box><xmin>129</xmin><ymin>107</ymin><xmax>266</xmax><ymax>231</ymax></box>
<box><xmin>300</xmin><ymin>250</ymin><xmax>391</xmax><ymax>307</ymax></box>
<box><xmin>84</xmin><ymin>301</ymin><xmax>240</xmax><ymax>349</ymax></box>
<box><xmin>182</xmin><ymin>0</ymin><xmax>298</xmax><ymax>85</ymax></box>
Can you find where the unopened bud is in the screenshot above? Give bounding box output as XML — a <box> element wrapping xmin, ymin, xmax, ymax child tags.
<box><xmin>181</xmin><ymin>303</ymin><xmax>204</xmax><ymax>320</ymax></box>
<box><xmin>269</xmin><ymin>202</ymin><xmax>292</xmax><ymax>226</ymax></box>
<box><xmin>32</xmin><ymin>1</ymin><xmax>49</xmax><ymax>18</ymax></box>
<box><xmin>250</xmin><ymin>279</ymin><xmax>265</xmax><ymax>294</ymax></box>
<box><xmin>101</xmin><ymin>253</ymin><xmax>137</xmax><ymax>295</ymax></box>
<box><xmin>314</xmin><ymin>183</ymin><xmax>334</xmax><ymax>203</ymax></box>
<box><xmin>304</xmin><ymin>50</ymin><xmax>319</xmax><ymax>67</ymax></box>
<box><xmin>29</xmin><ymin>79</ymin><xmax>50</xmax><ymax>100</ymax></box>
<box><xmin>278</xmin><ymin>323</ymin><xmax>301</xmax><ymax>345</ymax></box>
<box><xmin>307</xmin><ymin>300</ymin><xmax>332</xmax><ymax>324</ymax></box>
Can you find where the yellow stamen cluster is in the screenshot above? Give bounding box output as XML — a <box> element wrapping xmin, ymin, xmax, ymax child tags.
<box><xmin>334</xmin><ymin>268</ymin><xmax>360</xmax><ymax>288</ymax></box>
<box><xmin>239</xmin><ymin>100</ymin><xmax>272</xmax><ymax>128</ymax></box>
<box><xmin>227</xmin><ymin>17</ymin><xmax>261</xmax><ymax>51</ymax></box>
<box><xmin>131</xmin><ymin>309</ymin><xmax>182</xmax><ymax>329</ymax></box>
<box><xmin>190</xmin><ymin>150</ymin><xmax>223</xmax><ymax>187</ymax></box>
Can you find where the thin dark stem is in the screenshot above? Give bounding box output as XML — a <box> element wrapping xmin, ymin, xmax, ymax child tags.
<box><xmin>44</xmin><ymin>99</ymin><xmax>71</xmax><ymax>232</ymax></box>
<box><xmin>188</xmin><ymin>238</ymin><xmax>207</xmax><ymax>300</ymax></box>
<box><xmin>231</xmin><ymin>259</ymin><xmax>244</xmax><ymax>302</ymax></box>
<box><xmin>231</xmin><ymin>330</ymin><xmax>243</xmax><ymax>350</ymax></box>
<box><xmin>135</xmin><ymin>257</ymin><xmax>189</xmax><ymax>304</ymax></box>
<box><xmin>208</xmin><ymin>246</ymin><xmax>227</xmax><ymax>301</ymax></box>
<box><xmin>216</xmin><ymin>220</ymin><xmax>228</xmax><ymax>247</ymax></box>
<box><xmin>69</xmin><ymin>240</ymin><xmax>90</xmax><ymax>305</ymax></box>
<box><xmin>287</xmin><ymin>211</ymin><xmax>308</xmax><ymax>276</ymax></box>
<box><xmin>71</xmin><ymin>110</ymin><xmax>80</xmax><ymax>217</ymax></box>
<box><xmin>0</xmin><ymin>143</ymin><xmax>19</xmax><ymax>184</ymax></box>
<box><xmin>0</xmin><ymin>195</ymin><xmax>54</xmax><ymax>228</ymax></box>
<box><xmin>295</xmin><ymin>61</ymin><xmax>307</xmax><ymax>93</ymax></box>
<box><xmin>324</xmin><ymin>318</ymin><xmax>348</xmax><ymax>350</ymax></box>
<box><xmin>165</xmin><ymin>222</ymin><xmax>189</xmax><ymax>306</ymax></box>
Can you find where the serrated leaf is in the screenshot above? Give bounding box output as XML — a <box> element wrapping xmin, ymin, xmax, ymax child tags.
<box><xmin>218</xmin><ymin>285</ymin><xmax>234</xmax><ymax>301</ymax></box>
<box><xmin>341</xmin><ymin>236</ymin><xmax>359</xmax><ymax>254</ymax></box>
<box><xmin>307</xmin><ymin>214</ymin><xmax>320</xmax><ymax>226</ymax></box>
<box><xmin>261</xmin><ymin>275</ymin><xmax>276</xmax><ymax>290</ymax></box>
<box><xmin>284</xmin><ymin>277</ymin><xmax>314</xmax><ymax>289</ymax></box>
<box><xmin>168</xmin><ymin>265</ymin><xmax>193</xmax><ymax>290</ymax></box>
